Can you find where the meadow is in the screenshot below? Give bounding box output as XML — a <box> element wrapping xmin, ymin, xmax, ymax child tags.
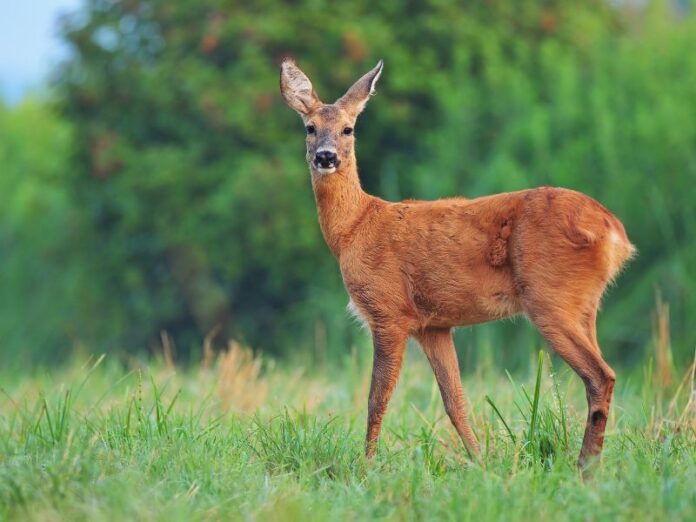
<box><xmin>2</xmin><ymin>2</ymin><xmax>696</xmax><ymax>521</ymax></box>
<box><xmin>1</xmin><ymin>341</ymin><xmax>694</xmax><ymax>521</ymax></box>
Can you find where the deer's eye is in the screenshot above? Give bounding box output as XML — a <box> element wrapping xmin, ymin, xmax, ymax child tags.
<box><xmin>342</xmin><ymin>127</ymin><xmax>353</xmax><ymax>136</ymax></box>
<box><xmin>306</xmin><ymin>125</ymin><xmax>316</xmax><ymax>135</ymax></box>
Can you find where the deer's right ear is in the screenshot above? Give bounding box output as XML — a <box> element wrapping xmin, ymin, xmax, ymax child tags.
<box><xmin>280</xmin><ymin>58</ymin><xmax>322</xmax><ymax>116</ymax></box>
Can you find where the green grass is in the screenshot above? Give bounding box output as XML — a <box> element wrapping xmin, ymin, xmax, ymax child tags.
<box><xmin>0</xmin><ymin>345</ymin><xmax>694</xmax><ymax>521</ymax></box>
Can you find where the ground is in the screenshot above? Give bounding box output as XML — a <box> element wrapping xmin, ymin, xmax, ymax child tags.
<box><xmin>1</xmin><ymin>344</ymin><xmax>694</xmax><ymax>521</ymax></box>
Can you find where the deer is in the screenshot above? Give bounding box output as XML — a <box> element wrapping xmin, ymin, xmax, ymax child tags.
<box><xmin>279</xmin><ymin>58</ymin><xmax>635</xmax><ymax>471</ymax></box>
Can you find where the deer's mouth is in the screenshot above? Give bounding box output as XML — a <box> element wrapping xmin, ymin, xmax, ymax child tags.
<box><xmin>313</xmin><ymin>149</ymin><xmax>341</xmax><ymax>173</ymax></box>
<box><xmin>313</xmin><ymin>159</ymin><xmax>340</xmax><ymax>174</ymax></box>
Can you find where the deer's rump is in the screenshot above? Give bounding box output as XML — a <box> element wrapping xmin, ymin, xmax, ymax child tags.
<box><xmin>343</xmin><ymin>187</ymin><xmax>635</xmax><ymax>331</ymax></box>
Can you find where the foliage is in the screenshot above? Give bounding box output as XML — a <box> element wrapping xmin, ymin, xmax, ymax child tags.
<box><xmin>0</xmin><ymin>351</ymin><xmax>694</xmax><ymax>520</ymax></box>
<box><xmin>0</xmin><ymin>101</ymin><xmax>93</xmax><ymax>364</ymax></box>
<box><xmin>1</xmin><ymin>1</ymin><xmax>696</xmax><ymax>365</ymax></box>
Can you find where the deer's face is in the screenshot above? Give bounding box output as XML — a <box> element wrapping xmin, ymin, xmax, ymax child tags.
<box><xmin>302</xmin><ymin>105</ymin><xmax>355</xmax><ymax>174</ymax></box>
<box><xmin>280</xmin><ymin>58</ymin><xmax>383</xmax><ymax>176</ymax></box>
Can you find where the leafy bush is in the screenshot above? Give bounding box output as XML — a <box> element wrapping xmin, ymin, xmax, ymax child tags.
<box><xmin>2</xmin><ymin>1</ymin><xmax>695</xmax><ymax>366</ymax></box>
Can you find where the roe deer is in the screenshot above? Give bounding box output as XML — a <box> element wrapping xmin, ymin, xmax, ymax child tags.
<box><xmin>280</xmin><ymin>58</ymin><xmax>635</xmax><ymax>470</ymax></box>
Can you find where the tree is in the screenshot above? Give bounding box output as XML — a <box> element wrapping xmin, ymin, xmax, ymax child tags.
<box><xmin>51</xmin><ymin>0</ymin><xmax>696</xmax><ymax>365</ymax></box>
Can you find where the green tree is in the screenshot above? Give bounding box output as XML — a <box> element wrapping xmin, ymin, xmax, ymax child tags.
<box><xmin>40</xmin><ymin>0</ymin><xmax>696</xmax><ymax>365</ymax></box>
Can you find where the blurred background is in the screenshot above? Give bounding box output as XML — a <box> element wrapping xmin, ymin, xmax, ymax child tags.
<box><xmin>1</xmin><ymin>0</ymin><xmax>694</xmax><ymax>373</ymax></box>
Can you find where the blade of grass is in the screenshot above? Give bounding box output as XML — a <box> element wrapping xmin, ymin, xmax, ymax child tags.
<box><xmin>485</xmin><ymin>395</ymin><xmax>516</xmax><ymax>444</ymax></box>
<box><xmin>528</xmin><ymin>350</ymin><xmax>544</xmax><ymax>445</ymax></box>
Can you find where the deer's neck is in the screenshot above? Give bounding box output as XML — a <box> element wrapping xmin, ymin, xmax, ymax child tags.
<box><xmin>311</xmin><ymin>157</ymin><xmax>370</xmax><ymax>258</ymax></box>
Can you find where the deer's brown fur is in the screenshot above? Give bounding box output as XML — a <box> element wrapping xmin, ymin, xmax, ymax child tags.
<box><xmin>280</xmin><ymin>58</ymin><xmax>635</xmax><ymax>470</ymax></box>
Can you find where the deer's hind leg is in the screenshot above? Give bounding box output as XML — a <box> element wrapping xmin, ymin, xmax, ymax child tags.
<box><xmin>414</xmin><ymin>328</ymin><xmax>480</xmax><ymax>459</ymax></box>
<box><xmin>523</xmin><ymin>292</ymin><xmax>615</xmax><ymax>471</ymax></box>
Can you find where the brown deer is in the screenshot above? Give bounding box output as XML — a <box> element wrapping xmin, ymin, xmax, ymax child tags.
<box><xmin>279</xmin><ymin>58</ymin><xmax>635</xmax><ymax>469</ymax></box>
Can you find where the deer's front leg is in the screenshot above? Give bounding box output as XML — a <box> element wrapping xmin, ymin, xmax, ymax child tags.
<box><xmin>414</xmin><ymin>328</ymin><xmax>480</xmax><ymax>460</ymax></box>
<box><xmin>365</xmin><ymin>327</ymin><xmax>408</xmax><ymax>458</ymax></box>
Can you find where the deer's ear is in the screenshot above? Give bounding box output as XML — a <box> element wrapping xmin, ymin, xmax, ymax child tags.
<box><xmin>280</xmin><ymin>58</ymin><xmax>322</xmax><ymax>116</ymax></box>
<box><xmin>336</xmin><ymin>60</ymin><xmax>383</xmax><ymax>118</ymax></box>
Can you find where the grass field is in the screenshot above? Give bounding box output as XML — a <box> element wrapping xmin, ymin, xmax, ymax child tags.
<box><xmin>1</xmin><ymin>343</ymin><xmax>694</xmax><ymax>521</ymax></box>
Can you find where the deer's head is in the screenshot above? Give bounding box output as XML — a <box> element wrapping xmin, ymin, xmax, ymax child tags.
<box><xmin>280</xmin><ymin>58</ymin><xmax>383</xmax><ymax>175</ymax></box>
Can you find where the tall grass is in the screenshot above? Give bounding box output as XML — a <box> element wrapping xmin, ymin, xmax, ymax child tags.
<box><xmin>0</xmin><ymin>341</ymin><xmax>694</xmax><ymax>521</ymax></box>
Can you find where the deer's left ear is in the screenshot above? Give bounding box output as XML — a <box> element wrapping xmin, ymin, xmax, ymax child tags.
<box><xmin>280</xmin><ymin>58</ymin><xmax>322</xmax><ymax>116</ymax></box>
<box><xmin>336</xmin><ymin>59</ymin><xmax>383</xmax><ymax>119</ymax></box>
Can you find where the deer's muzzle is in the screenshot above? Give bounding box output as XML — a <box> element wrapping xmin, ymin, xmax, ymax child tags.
<box><xmin>314</xmin><ymin>150</ymin><xmax>340</xmax><ymax>170</ymax></box>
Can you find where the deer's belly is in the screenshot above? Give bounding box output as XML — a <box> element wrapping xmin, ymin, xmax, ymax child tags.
<box><xmin>422</xmin><ymin>290</ymin><xmax>522</xmax><ymax>328</ymax></box>
<box><xmin>407</xmin><ymin>269</ymin><xmax>522</xmax><ymax>328</ymax></box>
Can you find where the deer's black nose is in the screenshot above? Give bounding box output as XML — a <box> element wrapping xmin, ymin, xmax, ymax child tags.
<box><xmin>314</xmin><ymin>150</ymin><xmax>339</xmax><ymax>168</ymax></box>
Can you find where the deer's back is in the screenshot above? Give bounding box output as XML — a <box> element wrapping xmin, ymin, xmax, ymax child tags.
<box><xmin>340</xmin><ymin>186</ymin><xmax>633</xmax><ymax>331</ymax></box>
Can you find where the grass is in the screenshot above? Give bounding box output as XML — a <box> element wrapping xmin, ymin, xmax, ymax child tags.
<box><xmin>0</xmin><ymin>343</ymin><xmax>694</xmax><ymax>521</ymax></box>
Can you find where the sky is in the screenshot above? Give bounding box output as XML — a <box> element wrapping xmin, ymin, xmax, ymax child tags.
<box><xmin>0</xmin><ymin>0</ymin><xmax>82</xmax><ymax>103</ymax></box>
